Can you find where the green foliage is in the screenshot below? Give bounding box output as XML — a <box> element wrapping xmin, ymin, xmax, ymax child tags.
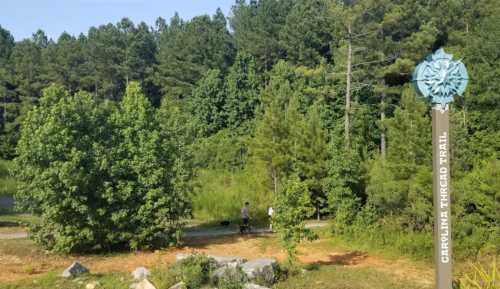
<box><xmin>225</xmin><ymin>52</ymin><xmax>261</xmax><ymax>131</ymax></box>
<box><xmin>280</xmin><ymin>0</ymin><xmax>334</xmax><ymax>66</ymax></box>
<box><xmin>154</xmin><ymin>11</ymin><xmax>235</xmax><ymax>99</ymax></box>
<box><xmin>215</xmin><ymin>266</ymin><xmax>246</xmax><ymax>289</ymax></box>
<box><xmin>273</xmin><ymin>179</ymin><xmax>317</xmax><ymax>263</ymax></box>
<box><xmin>192</xmin><ymin>161</ymin><xmax>271</xmax><ymax>222</ymax></box>
<box><xmin>14</xmin><ymin>83</ymin><xmax>190</xmax><ymax>253</ymax></box>
<box><xmin>170</xmin><ymin>254</ymin><xmax>214</xmax><ymax>289</ymax></box>
<box><xmin>0</xmin><ymin>159</ymin><xmax>17</xmax><ymax>197</ymax></box>
<box><xmin>190</xmin><ymin>69</ymin><xmax>227</xmax><ymax>136</ymax></box>
<box><xmin>454</xmin><ymin>158</ymin><xmax>500</xmax><ymax>258</ymax></box>
<box><xmin>459</xmin><ymin>258</ymin><xmax>499</xmax><ymax>289</ymax></box>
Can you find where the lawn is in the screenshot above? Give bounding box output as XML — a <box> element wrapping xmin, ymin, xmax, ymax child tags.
<box><xmin>0</xmin><ymin>159</ymin><xmax>17</xmax><ymax>198</ymax></box>
<box><xmin>0</xmin><ymin>272</ymin><xmax>130</xmax><ymax>289</ymax></box>
<box><xmin>275</xmin><ymin>265</ymin><xmax>431</xmax><ymax>289</ymax></box>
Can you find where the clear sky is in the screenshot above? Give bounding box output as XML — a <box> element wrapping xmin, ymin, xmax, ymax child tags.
<box><xmin>1</xmin><ymin>0</ymin><xmax>235</xmax><ymax>41</ymax></box>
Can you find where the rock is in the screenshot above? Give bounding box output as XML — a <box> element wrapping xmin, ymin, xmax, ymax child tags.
<box><xmin>134</xmin><ymin>279</ymin><xmax>157</xmax><ymax>289</ymax></box>
<box><xmin>85</xmin><ymin>281</ymin><xmax>100</xmax><ymax>289</ymax></box>
<box><xmin>209</xmin><ymin>255</ymin><xmax>247</xmax><ymax>267</ymax></box>
<box><xmin>168</xmin><ymin>282</ymin><xmax>186</xmax><ymax>289</ymax></box>
<box><xmin>211</xmin><ymin>262</ymin><xmax>246</xmax><ymax>283</ymax></box>
<box><xmin>244</xmin><ymin>284</ymin><xmax>271</xmax><ymax>289</ymax></box>
<box><xmin>132</xmin><ymin>267</ymin><xmax>151</xmax><ymax>280</ymax></box>
<box><xmin>61</xmin><ymin>262</ymin><xmax>89</xmax><ymax>278</ymax></box>
<box><xmin>241</xmin><ymin>259</ymin><xmax>278</xmax><ymax>284</ymax></box>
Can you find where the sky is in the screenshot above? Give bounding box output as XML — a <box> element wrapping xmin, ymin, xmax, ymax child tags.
<box><xmin>1</xmin><ymin>0</ymin><xmax>235</xmax><ymax>41</ymax></box>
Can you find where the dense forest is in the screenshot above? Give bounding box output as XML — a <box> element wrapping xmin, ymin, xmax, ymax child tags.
<box><xmin>0</xmin><ymin>0</ymin><xmax>498</xmax><ymax>257</ymax></box>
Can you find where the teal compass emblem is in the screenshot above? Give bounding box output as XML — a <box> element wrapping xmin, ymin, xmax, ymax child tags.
<box><xmin>413</xmin><ymin>48</ymin><xmax>468</xmax><ymax>106</ymax></box>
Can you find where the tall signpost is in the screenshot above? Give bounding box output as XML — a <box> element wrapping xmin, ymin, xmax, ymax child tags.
<box><xmin>413</xmin><ymin>48</ymin><xmax>468</xmax><ymax>289</ymax></box>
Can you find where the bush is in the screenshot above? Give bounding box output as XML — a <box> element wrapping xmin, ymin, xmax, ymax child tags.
<box><xmin>459</xmin><ymin>258</ymin><xmax>499</xmax><ymax>289</ymax></box>
<box><xmin>215</xmin><ymin>266</ymin><xmax>246</xmax><ymax>289</ymax></box>
<box><xmin>13</xmin><ymin>83</ymin><xmax>191</xmax><ymax>253</ymax></box>
<box><xmin>166</xmin><ymin>254</ymin><xmax>214</xmax><ymax>289</ymax></box>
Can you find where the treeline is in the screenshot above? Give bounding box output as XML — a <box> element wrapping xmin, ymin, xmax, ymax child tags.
<box><xmin>1</xmin><ymin>0</ymin><xmax>498</xmax><ymax>256</ymax></box>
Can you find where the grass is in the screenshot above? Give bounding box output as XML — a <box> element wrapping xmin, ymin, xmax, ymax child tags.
<box><xmin>0</xmin><ymin>159</ymin><xmax>17</xmax><ymax>197</ymax></box>
<box><xmin>0</xmin><ymin>239</ymin><xmax>42</xmax><ymax>258</ymax></box>
<box><xmin>274</xmin><ymin>264</ymin><xmax>431</xmax><ymax>289</ymax></box>
<box><xmin>0</xmin><ymin>272</ymin><xmax>130</xmax><ymax>289</ymax></box>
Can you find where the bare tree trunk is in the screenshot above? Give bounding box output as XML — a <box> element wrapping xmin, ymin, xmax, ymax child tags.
<box><xmin>272</xmin><ymin>167</ymin><xmax>278</xmax><ymax>195</ymax></box>
<box><xmin>345</xmin><ymin>23</ymin><xmax>352</xmax><ymax>150</ymax></box>
<box><xmin>381</xmin><ymin>89</ymin><xmax>386</xmax><ymax>158</ymax></box>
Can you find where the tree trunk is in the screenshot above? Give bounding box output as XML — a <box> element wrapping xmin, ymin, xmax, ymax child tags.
<box><xmin>381</xmin><ymin>89</ymin><xmax>386</xmax><ymax>158</ymax></box>
<box><xmin>345</xmin><ymin>23</ymin><xmax>352</xmax><ymax>150</ymax></box>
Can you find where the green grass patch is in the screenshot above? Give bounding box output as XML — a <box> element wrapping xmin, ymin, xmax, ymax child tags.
<box><xmin>0</xmin><ymin>159</ymin><xmax>17</xmax><ymax>197</ymax></box>
<box><xmin>0</xmin><ymin>239</ymin><xmax>42</xmax><ymax>258</ymax></box>
<box><xmin>274</xmin><ymin>264</ymin><xmax>431</xmax><ymax>289</ymax></box>
<box><xmin>0</xmin><ymin>213</ymin><xmax>40</xmax><ymax>226</ymax></box>
<box><xmin>0</xmin><ymin>272</ymin><xmax>130</xmax><ymax>289</ymax></box>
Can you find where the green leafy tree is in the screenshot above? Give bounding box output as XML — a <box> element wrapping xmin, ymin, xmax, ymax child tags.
<box><xmin>14</xmin><ymin>83</ymin><xmax>191</xmax><ymax>252</ymax></box>
<box><xmin>273</xmin><ymin>178</ymin><xmax>317</xmax><ymax>263</ymax></box>
<box><xmin>225</xmin><ymin>53</ymin><xmax>261</xmax><ymax>131</ymax></box>
<box><xmin>190</xmin><ymin>69</ymin><xmax>227</xmax><ymax>136</ymax></box>
<box><xmin>252</xmin><ymin>61</ymin><xmax>301</xmax><ymax>194</ymax></box>
<box><xmin>230</xmin><ymin>0</ymin><xmax>294</xmax><ymax>70</ymax></box>
<box><xmin>155</xmin><ymin>11</ymin><xmax>235</xmax><ymax>99</ymax></box>
<box><xmin>279</xmin><ymin>0</ymin><xmax>334</xmax><ymax>66</ymax></box>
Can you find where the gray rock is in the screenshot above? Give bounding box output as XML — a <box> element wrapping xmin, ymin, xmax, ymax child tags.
<box><xmin>132</xmin><ymin>267</ymin><xmax>151</xmax><ymax>280</ymax></box>
<box><xmin>61</xmin><ymin>262</ymin><xmax>89</xmax><ymax>278</ymax></box>
<box><xmin>134</xmin><ymin>279</ymin><xmax>157</xmax><ymax>289</ymax></box>
<box><xmin>244</xmin><ymin>284</ymin><xmax>271</xmax><ymax>289</ymax></box>
<box><xmin>209</xmin><ymin>255</ymin><xmax>246</xmax><ymax>267</ymax></box>
<box><xmin>241</xmin><ymin>259</ymin><xmax>278</xmax><ymax>284</ymax></box>
<box><xmin>211</xmin><ymin>262</ymin><xmax>246</xmax><ymax>283</ymax></box>
<box><xmin>168</xmin><ymin>282</ymin><xmax>186</xmax><ymax>289</ymax></box>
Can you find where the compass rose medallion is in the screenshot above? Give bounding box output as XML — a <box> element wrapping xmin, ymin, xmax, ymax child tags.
<box><xmin>413</xmin><ymin>48</ymin><xmax>468</xmax><ymax>108</ymax></box>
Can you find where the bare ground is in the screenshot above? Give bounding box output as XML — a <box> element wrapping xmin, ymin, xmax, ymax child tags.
<box><xmin>0</xmin><ymin>234</ymin><xmax>433</xmax><ymax>287</ymax></box>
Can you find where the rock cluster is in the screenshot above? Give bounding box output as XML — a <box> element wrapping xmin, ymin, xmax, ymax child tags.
<box><xmin>176</xmin><ymin>254</ymin><xmax>276</xmax><ymax>289</ymax></box>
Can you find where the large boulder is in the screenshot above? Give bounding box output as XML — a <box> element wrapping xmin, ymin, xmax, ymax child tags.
<box><xmin>241</xmin><ymin>259</ymin><xmax>278</xmax><ymax>284</ymax></box>
<box><xmin>209</xmin><ymin>255</ymin><xmax>247</xmax><ymax>267</ymax></box>
<box><xmin>132</xmin><ymin>267</ymin><xmax>151</xmax><ymax>280</ymax></box>
<box><xmin>61</xmin><ymin>261</ymin><xmax>89</xmax><ymax>278</ymax></box>
<box><xmin>244</xmin><ymin>284</ymin><xmax>271</xmax><ymax>289</ymax></box>
<box><xmin>211</xmin><ymin>262</ymin><xmax>247</xmax><ymax>284</ymax></box>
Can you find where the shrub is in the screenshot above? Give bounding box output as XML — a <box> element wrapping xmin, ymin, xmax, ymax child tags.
<box><xmin>13</xmin><ymin>83</ymin><xmax>191</xmax><ymax>253</ymax></box>
<box><xmin>459</xmin><ymin>258</ymin><xmax>499</xmax><ymax>289</ymax></box>
<box><xmin>216</xmin><ymin>266</ymin><xmax>246</xmax><ymax>289</ymax></box>
<box><xmin>274</xmin><ymin>179</ymin><xmax>317</xmax><ymax>264</ymax></box>
<box><xmin>174</xmin><ymin>254</ymin><xmax>214</xmax><ymax>289</ymax></box>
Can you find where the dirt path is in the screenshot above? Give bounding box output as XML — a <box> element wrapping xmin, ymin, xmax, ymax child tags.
<box><xmin>0</xmin><ymin>222</ymin><xmax>328</xmax><ymax>240</ymax></box>
<box><xmin>0</xmin><ymin>233</ymin><xmax>433</xmax><ymax>287</ymax></box>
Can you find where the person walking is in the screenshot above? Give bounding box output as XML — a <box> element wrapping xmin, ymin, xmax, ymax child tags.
<box><xmin>268</xmin><ymin>206</ymin><xmax>274</xmax><ymax>232</ymax></box>
<box><xmin>240</xmin><ymin>202</ymin><xmax>250</xmax><ymax>233</ymax></box>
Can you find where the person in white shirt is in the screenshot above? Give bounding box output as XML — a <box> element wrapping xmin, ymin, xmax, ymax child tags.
<box><xmin>268</xmin><ymin>206</ymin><xmax>274</xmax><ymax>232</ymax></box>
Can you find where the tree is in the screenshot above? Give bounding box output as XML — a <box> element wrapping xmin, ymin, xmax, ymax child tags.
<box><xmin>295</xmin><ymin>104</ymin><xmax>329</xmax><ymax>219</ymax></box>
<box><xmin>252</xmin><ymin>61</ymin><xmax>301</xmax><ymax>194</ymax></box>
<box><xmin>280</xmin><ymin>0</ymin><xmax>334</xmax><ymax>66</ymax></box>
<box><xmin>154</xmin><ymin>11</ymin><xmax>235</xmax><ymax>99</ymax></box>
<box><xmin>14</xmin><ymin>83</ymin><xmax>191</xmax><ymax>252</ymax></box>
<box><xmin>230</xmin><ymin>0</ymin><xmax>294</xmax><ymax>71</ymax></box>
<box><xmin>273</xmin><ymin>178</ymin><xmax>316</xmax><ymax>264</ymax></box>
<box><xmin>225</xmin><ymin>53</ymin><xmax>261</xmax><ymax>131</ymax></box>
<box><xmin>190</xmin><ymin>69</ymin><xmax>227</xmax><ymax>136</ymax></box>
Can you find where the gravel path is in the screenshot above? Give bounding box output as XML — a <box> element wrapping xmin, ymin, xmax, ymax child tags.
<box><xmin>0</xmin><ymin>222</ymin><xmax>328</xmax><ymax>240</ymax></box>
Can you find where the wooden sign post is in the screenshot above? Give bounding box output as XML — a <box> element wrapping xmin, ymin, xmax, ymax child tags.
<box><xmin>413</xmin><ymin>49</ymin><xmax>468</xmax><ymax>289</ymax></box>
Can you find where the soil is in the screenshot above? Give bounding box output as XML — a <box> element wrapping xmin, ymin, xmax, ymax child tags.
<box><xmin>0</xmin><ymin>234</ymin><xmax>433</xmax><ymax>287</ymax></box>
